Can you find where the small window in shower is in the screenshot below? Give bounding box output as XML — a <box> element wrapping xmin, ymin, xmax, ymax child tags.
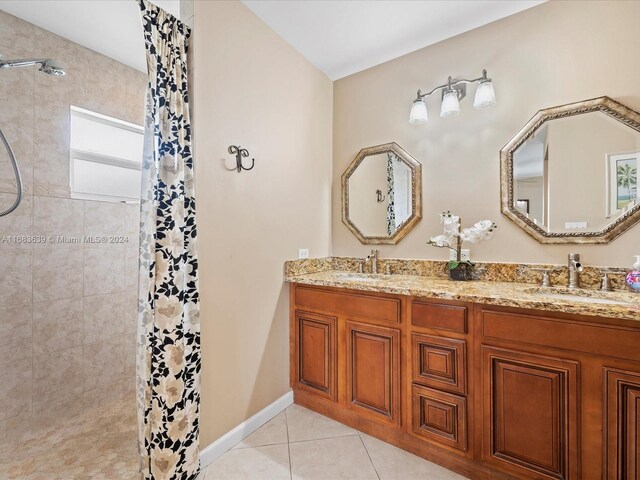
<box><xmin>70</xmin><ymin>106</ymin><xmax>144</xmax><ymax>202</ymax></box>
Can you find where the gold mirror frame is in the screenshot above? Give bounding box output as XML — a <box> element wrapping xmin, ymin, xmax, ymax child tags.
<box><xmin>500</xmin><ymin>96</ymin><xmax>640</xmax><ymax>244</ymax></box>
<box><xmin>342</xmin><ymin>142</ymin><xmax>422</xmax><ymax>245</ymax></box>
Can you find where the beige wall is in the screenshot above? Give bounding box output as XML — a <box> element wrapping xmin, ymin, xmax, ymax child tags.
<box><xmin>515</xmin><ymin>177</ymin><xmax>544</xmax><ymax>224</ymax></box>
<box><xmin>333</xmin><ymin>0</ymin><xmax>640</xmax><ymax>267</ymax></box>
<box><xmin>0</xmin><ymin>10</ymin><xmax>145</xmax><ymax>442</ymax></box>
<box><xmin>193</xmin><ymin>1</ymin><xmax>333</xmax><ymax>447</ymax></box>
<box><xmin>546</xmin><ymin>113</ymin><xmax>640</xmax><ymax>232</ymax></box>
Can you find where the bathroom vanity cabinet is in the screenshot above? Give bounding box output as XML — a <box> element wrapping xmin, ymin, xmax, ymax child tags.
<box><xmin>289</xmin><ymin>283</ymin><xmax>640</xmax><ymax>480</ymax></box>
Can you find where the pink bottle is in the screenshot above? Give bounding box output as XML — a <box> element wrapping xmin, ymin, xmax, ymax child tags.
<box><xmin>625</xmin><ymin>255</ymin><xmax>640</xmax><ymax>292</ymax></box>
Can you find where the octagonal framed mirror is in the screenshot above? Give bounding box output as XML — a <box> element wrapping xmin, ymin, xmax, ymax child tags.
<box><xmin>342</xmin><ymin>142</ymin><xmax>422</xmax><ymax>244</ymax></box>
<box><xmin>501</xmin><ymin>96</ymin><xmax>640</xmax><ymax>244</ymax></box>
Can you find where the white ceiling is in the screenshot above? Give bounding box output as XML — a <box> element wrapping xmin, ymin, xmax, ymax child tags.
<box><xmin>1</xmin><ymin>1</ymin><xmax>545</xmax><ymax>79</ymax></box>
<box><xmin>0</xmin><ymin>0</ymin><xmax>181</xmax><ymax>73</ymax></box>
<box><xmin>242</xmin><ymin>0</ymin><xmax>545</xmax><ymax>80</ymax></box>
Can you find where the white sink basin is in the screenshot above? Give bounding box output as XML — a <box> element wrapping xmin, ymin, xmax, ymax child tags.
<box><xmin>526</xmin><ymin>287</ymin><xmax>633</xmax><ymax>306</ymax></box>
<box><xmin>534</xmin><ymin>292</ymin><xmax>630</xmax><ymax>306</ymax></box>
<box><xmin>332</xmin><ymin>272</ymin><xmax>382</xmax><ymax>282</ymax></box>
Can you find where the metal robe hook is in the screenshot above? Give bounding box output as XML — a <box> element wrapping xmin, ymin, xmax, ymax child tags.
<box><xmin>376</xmin><ymin>189</ymin><xmax>386</xmax><ymax>203</ymax></box>
<box><xmin>228</xmin><ymin>145</ymin><xmax>255</xmax><ymax>173</ymax></box>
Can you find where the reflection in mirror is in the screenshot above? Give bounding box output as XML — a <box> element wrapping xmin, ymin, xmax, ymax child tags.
<box><xmin>348</xmin><ymin>152</ymin><xmax>412</xmax><ymax>236</ymax></box>
<box><xmin>502</xmin><ymin>97</ymin><xmax>640</xmax><ymax>244</ymax></box>
<box><xmin>342</xmin><ymin>143</ymin><xmax>421</xmax><ymax>244</ymax></box>
<box><xmin>514</xmin><ymin>112</ymin><xmax>640</xmax><ymax>232</ymax></box>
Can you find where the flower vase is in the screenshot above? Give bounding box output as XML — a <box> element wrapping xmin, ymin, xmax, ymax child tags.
<box><xmin>448</xmin><ymin>263</ymin><xmax>472</xmax><ymax>281</ymax></box>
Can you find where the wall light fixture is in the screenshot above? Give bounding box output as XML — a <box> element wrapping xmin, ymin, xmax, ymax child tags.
<box><xmin>409</xmin><ymin>69</ymin><xmax>496</xmax><ymax>125</ymax></box>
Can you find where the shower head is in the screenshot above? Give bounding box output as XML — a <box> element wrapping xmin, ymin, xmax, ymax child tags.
<box><xmin>39</xmin><ymin>59</ymin><xmax>65</xmax><ymax>76</ymax></box>
<box><xmin>0</xmin><ymin>55</ymin><xmax>65</xmax><ymax>76</ymax></box>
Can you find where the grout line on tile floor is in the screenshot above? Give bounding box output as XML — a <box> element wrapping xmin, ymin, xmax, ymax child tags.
<box><xmin>358</xmin><ymin>433</ymin><xmax>381</xmax><ymax>480</ymax></box>
<box><xmin>284</xmin><ymin>408</ymin><xmax>293</xmax><ymax>480</ymax></box>
<box><xmin>286</xmin><ymin>433</ymin><xmax>361</xmax><ymax>445</ymax></box>
<box><xmin>232</xmin><ymin>440</ymin><xmax>289</xmax><ymax>450</ymax></box>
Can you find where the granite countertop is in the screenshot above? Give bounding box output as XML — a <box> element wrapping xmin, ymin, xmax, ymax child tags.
<box><xmin>285</xmin><ymin>270</ymin><xmax>640</xmax><ymax>322</ymax></box>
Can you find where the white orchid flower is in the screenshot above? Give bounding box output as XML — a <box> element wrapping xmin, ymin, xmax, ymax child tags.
<box><xmin>428</xmin><ymin>212</ymin><xmax>497</xmax><ymax>253</ymax></box>
<box><xmin>429</xmin><ymin>234</ymin><xmax>453</xmax><ymax>247</ymax></box>
<box><xmin>441</xmin><ymin>214</ymin><xmax>460</xmax><ymax>236</ymax></box>
<box><xmin>474</xmin><ymin>220</ymin><xmax>493</xmax><ymax>231</ymax></box>
<box><xmin>460</xmin><ymin>227</ymin><xmax>481</xmax><ymax>243</ymax></box>
<box><xmin>472</xmin><ymin>220</ymin><xmax>496</xmax><ymax>240</ymax></box>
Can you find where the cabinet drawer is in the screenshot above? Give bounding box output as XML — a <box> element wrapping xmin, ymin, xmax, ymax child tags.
<box><xmin>411</xmin><ymin>301</ymin><xmax>467</xmax><ymax>333</ymax></box>
<box><xmin>295</xmin><ymin>286</ymin><xmax>400</xmax><ymax>323</ymax></box>
<box><xmin>482</xmin><ymin>309</ymin><xmax>640</xmax><ymax>361</ymax></box>
<box><xmin>412</xmin><ymin>334</ymin><xmax>466</xmax><ymax>394</ymax></box>
<box><xmin>411</xmin><ymin>385</ymin><xmax>467</xmax><ymax>452</ymax></box>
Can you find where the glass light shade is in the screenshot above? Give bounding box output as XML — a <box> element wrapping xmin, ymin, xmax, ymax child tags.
<box><xmin>473</xmin><ymin>80</ymin><xmax>496</xmax><ymax>109</ymax></box>
<box><xmin>440</xmin><ymin>90</ymin><xmax>460</xmax><ymax>117</ymax></box>
<box><xmin>409</xmin><ymin>99</ymin><xmax>428</xmax><ymax>125</ymax></box>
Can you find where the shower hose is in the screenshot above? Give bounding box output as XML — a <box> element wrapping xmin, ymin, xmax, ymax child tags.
<box><xmin>0</xmin><ymin>127</ymin><xmax>22</xmax><ymax>217</ymax></box>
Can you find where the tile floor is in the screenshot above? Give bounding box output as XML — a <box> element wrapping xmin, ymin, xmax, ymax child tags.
<box><xmin>0</xmin><ymin>398</ymin><xmax>139</xmax><ymax>480</ymax></box>
<box><xmin>0</xmin><ymin>400</ymin><xmax>467</xmax><ymax>479</ymax></box>
<box><xmin>202</xmin><ymin>403</ymin><xmax>468</xmax><ymax>480</ymax></box>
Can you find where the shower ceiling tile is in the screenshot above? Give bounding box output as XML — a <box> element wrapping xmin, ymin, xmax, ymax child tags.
<box><xmin>32</xmin><ymin>247</ymin><xmax>83</xmax><ymax>302</ymax></box>
<box><xmin>32</xmin><ymin>298</ymin><xmax>83</xmax><ymax>355</ymax></box>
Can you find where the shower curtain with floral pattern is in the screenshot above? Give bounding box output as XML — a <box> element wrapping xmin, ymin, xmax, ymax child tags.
<box><xmin>137</xmin><ymin>1</ymin><xmax>201</xmax><ymax>479</ymax></box>
<box><xmin>386</xmin><ymin>152</ymin><xmax>396</xmax><ymax>235</ymax></box>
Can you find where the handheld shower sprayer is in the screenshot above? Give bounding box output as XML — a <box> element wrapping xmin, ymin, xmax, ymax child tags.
<box><xmin>0</xmin><ymin>51</ymin><xmax>65</xmax><ymax>217</ymax></box>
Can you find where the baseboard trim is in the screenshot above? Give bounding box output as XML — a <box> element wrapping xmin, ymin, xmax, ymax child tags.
<box><xmin>199</xmin><ymin>390</ymin><xmax>294</xmax><ymax>469</ymax></box>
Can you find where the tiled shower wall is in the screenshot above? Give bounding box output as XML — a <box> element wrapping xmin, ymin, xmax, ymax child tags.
<box><xmin>0</xmin><ymin>10</ymin><xmax>147</xmax><ymax>442</ymax></box>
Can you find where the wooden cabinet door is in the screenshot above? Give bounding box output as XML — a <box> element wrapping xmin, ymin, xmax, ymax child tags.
<box><xmin>482</xmin><ymin>346</ymin><xmax>579</xmax><ymax>480</ymax></box>
<box><xmin>605</xmin><ymin>368</ymin><xmax>640</xmax><ymax>480</ymax></box>
<box><xmin>294</xmin><ymin>311</ymin><xmax>337</xmax><ymax>401</ymax></box>
<box><xmin>346</xmin><ymin>321</ymin><xmax>401</xmax><ymax>425</ymax></box>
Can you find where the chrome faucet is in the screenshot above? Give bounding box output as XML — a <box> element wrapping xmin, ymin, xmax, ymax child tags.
<box><xmin>567</xmin><ymin>253</ymin><xmax>584</xmax><ymax>289</ymax></box>
<box><xmin>364</xmin><ymin>249</ymin><xmax>379</xmax><ymax>274</ymax></box>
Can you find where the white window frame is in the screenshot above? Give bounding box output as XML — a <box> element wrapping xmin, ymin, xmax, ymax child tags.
<box><xmin>69</xmin><ymin>106</ymin><xmax>144</xmax><ymax>203</ymax></box>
